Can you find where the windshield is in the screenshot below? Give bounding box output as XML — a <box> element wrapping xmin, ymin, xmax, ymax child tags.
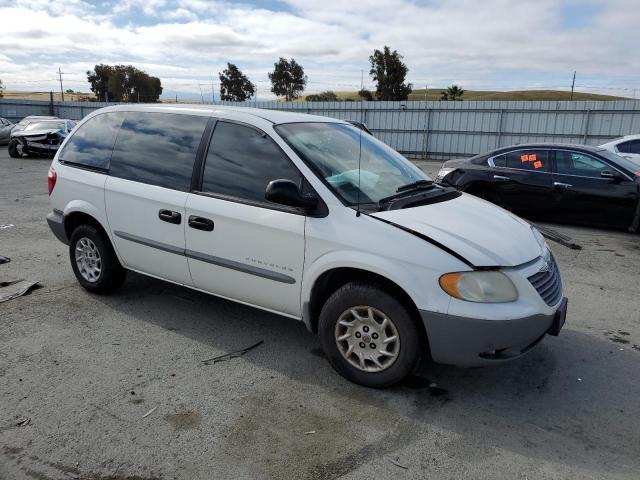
<box><xmin>597</xmin><ymin>149</ymin><xmax>640</xmax><ymax>174</ymax></box>
<box><xmin>275</xmin><ymin>122</ymin><xmax>430</xmax><ymax>205</ymax></box>
<box><xmin>25</xmin><ymin>121</ymin><xmax>66</xmax><ymax>131</ymax></box>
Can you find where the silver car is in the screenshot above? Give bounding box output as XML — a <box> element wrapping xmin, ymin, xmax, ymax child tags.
<box><xmin>0</xmin><ymin>117</ymin><xmax>14</xmax><ymax>145</ymax></box>
<box><xmin>11</xmin><ymin>115</ymin><xmax>59</xmax><ymax>134</ymax></box>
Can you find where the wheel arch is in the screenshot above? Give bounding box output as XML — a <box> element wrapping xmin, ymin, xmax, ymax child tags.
<box><xmin>303</xmin><ymin>266</ymin><xmax>430</xmax><ymax>357</ymax></box>
<box><xmin>63</xmin><ymin>207</ymin><xmax>119</xmax><ymax>263</ymax></box>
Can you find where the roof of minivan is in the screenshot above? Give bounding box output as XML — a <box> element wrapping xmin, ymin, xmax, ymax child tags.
<box><xmin>98</xmin><ymin>104</ymin><xmax>345</xmax><ymax>125</ymax></box>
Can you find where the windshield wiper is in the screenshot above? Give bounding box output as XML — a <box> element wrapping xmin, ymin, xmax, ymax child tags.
<box><xmin>396</xmin><ymin>179</ymin><xmax>433</xmax><ymax>193</ymax></box>
<box><xmin>377</xmin><ymin>180</ymin><xmax>435</xmax><ymax>207</ymax></box>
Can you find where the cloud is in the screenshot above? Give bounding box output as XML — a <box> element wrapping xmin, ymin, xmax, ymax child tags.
<box><xmin>0</xmin><ymin>0</ymin><xmax>638</xmax><ymax>98</ymax></box>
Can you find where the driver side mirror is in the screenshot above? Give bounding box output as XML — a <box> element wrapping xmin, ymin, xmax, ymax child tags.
<box><xmin>265</xmin><ymin>179</ymin><xmax>319</xmax><ymax>211</ymax></box>
<box><xmin>601</xmin><ymin>170</ymin><xmax>624</xmax><ymax>182</ymax></box>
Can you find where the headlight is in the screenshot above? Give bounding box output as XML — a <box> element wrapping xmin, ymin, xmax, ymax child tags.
<box><xmin>436</xmin><ymin>167</ymin><xmax>455</xmax><ymax>181</ymax></box>
<box><xmin>439</xmin><ymin>271</ymin><xmax>518</xmax><ymax>303</ymax></box>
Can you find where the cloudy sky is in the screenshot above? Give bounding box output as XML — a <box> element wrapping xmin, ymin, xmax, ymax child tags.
<box><xmin>0</xmin><ymin>0</ymin><xmax>638</xmax><ymax>99</ymax></box>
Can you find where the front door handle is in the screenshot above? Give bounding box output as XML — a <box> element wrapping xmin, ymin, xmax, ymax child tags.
<box><xmin>158</xmin><ymin>209</ymin><xmax>181</xmax><ymax>224</ymax></box>
<box><xmin>188</xmin><ymin>215</ymin><xmax>214</xmax><ymax>232</ymax></box>
<box><xmin>553</xmin><ymin>181</ymin><xmax>572</xmax><ymax>189</ymax></box>
<box><xmin>493</xmin><ymin>175</ymin><xmax>511</xmax><ymax>182</ymax></box>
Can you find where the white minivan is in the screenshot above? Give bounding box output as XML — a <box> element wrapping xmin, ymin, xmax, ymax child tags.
<box><xmin>46</xmin><ymin>105</ymin><xmax>567</xmax><ymax>387</ymax></box>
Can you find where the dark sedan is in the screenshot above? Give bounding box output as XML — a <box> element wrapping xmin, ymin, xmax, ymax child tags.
<box><xmin>436</xmin><ymin>143</ymin><xmax>640</xmax><ymax>231</ymax></box>
<box><xmin>8</xmin><ymin>119</ymin><xmax>76</xmax><ymax>158</ymax></box>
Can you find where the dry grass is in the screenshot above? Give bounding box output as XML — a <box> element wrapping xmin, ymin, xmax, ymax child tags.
<box><xmin>1</xmin><ymin>90</ymin><xmax>96</xmax><ymax>102</ymax></box>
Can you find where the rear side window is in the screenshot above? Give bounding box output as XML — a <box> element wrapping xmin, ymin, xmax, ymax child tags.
<box><xmin>58</xmin><ymin>112</ymin><xmax>125</xmax><ymax>170</ymax></box>
<box><xmin>201</xmin><ymin>121</ymin><xmax>302</xmax><ymax>205</ymax></box>
<box><xmin>109</xmin><ymin>112</ymin><xmax>208</xmax><ymax>191</ymax></box>
<box><xmin>617</xmin><ymin>140</ymin><xmax>640</xmax><ymax>154</ymax></box>
<box><xmin>505</xmin><ymin>150</ymin><xmax>549</xmax><ymax>172</ymax></box>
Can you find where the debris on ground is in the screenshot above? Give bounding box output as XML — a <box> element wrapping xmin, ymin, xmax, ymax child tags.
<box><xmin>0</xmin><ymin>280</ymin><xmax>39</xmax><ymax>303</ymax></box>
<box><xmin>304</xmin><ymin>430</ymin><xmax>316</xmax><ymax>435</ymax></box>
<box><xmin>534</xmin><ymin>224</ymin><xmax>582</xmax><ymax>250</ymax></box>
<box><xmin>142</xmin><ymin>407</ymin><xmax>157</xmax><ymax>418</ymax></box>
<box><xmin>0</xmin><ymin>224</ymin><xmax>15</xmax><ymax>229</ymax></box>
<box><xmin>389</xmin><ymin>457</ymin><xmax>408</xmax><ymax>470</ymax></box>
<box><xmin>403</xmin><ymin>375</ymin><xmax>449</xmax><ymax>397</ymax></box>
<box><xmin>202</xmin><ymin>340</ymin><xmax>264</xmax><ymax>364</ymax></box>
<box><xmin>0</xmin><ymin>255</ymin><xmax>10</xmax><ymax>264</ymax></box>
<box><xmin>15</xmin><ymin>417</ymin><xmax>30</xmax><ymax>427</ymax></box>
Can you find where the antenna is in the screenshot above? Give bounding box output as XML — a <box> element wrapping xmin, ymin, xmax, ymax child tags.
<box><xmin>356</xmin><ymin>125</ymin><xmax>363</xmax><ymax>217</ymax></box>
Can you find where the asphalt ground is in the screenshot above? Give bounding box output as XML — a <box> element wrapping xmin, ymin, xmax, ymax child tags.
<box><xmin>1</xmin><ymin>149</ymin><xmax>639</xmax><ymax>479</ymax></box>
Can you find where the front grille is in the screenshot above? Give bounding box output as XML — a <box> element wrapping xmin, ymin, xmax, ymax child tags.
<box><xmin>527</xmin><ymin>255</ymin><xmax>562</xmax><ymax>306</ymax></box>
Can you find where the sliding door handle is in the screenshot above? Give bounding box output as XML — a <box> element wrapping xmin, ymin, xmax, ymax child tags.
<box><xmin>188</xmin><ymin>215</ymin><xmax>214</xmax><ymax>232</ymax></box>
<box><xmin>158</xmin><ymin>209</ymin><xmax>181</xmax><ymax>224</ymax></box>
<box><xmin>553</xmin><ymin>181</ymin><xmax>572</xmax><ymax>189</ymax></box>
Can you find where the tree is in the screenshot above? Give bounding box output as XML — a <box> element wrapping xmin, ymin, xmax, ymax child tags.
<box><xmin>358</xmin><ymin>89</ymin><xmax>374</xmax><ymax>101</ymax></box>
<box><xmin>0</xmin><ymin>79</ymin><xmax>4</xmax><ymax>99</ymax></box>
<box><xmin>65</xmin><ymin>89</ymin><xmax>74</xmax><ymax>94</ymax></box>
<box><xmin>268</xmin><ymin>57</ymin><xmax>307</xmax><ymax>101</ymax></box>
<box><xmin>440</xmin><ymin>85</ymin><xmax>465</xmax><ymax>101</ymax></box>
<box><xmin>306</xmin><ymin>91</ymin><xmax>338</xmax><ymax>102</ymax></box>
<box><xmin>219</xmin><ymin>63</ymin><xmax>255</xmax><ymax>102</ymax></box>
<box><xmin>369</xmin><ymin>46</ymin><xmax>412</xmax><ymax>101</ymax></box>
<box><xmin>86</xmin><ymin>64</ymin><xmax>163</xmax><ymax>102</ymax></box>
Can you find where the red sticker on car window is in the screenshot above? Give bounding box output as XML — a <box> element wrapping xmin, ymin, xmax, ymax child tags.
<box><xmin>520</xmin><ymin>153</ymin><xmax>538</xmax><ymax>162</ymax></box>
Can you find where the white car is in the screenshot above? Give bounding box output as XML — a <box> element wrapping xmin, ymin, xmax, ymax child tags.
<box><xmin>46</xmin><ymin>105</ymin><xmax>567</xmax><ymax>387</ymax></box>
<box><xmin>600</xmin><ymin>135</ymin><xmax>640</xmax><ymax>167</ymax></box>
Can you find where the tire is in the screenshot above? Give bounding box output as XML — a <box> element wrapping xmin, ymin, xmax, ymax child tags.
<box><xmin>318</xmin><ymin>282</ymin><xmax>421</xmax><ymax>388</ymax></box>
<box><xmin>69</xmin><ymin>224</ymin><xmax>127</xmax><ymax>294</ymax></box>
<box><xmin>8</xmin><ymin>139</ymin><xmax>21</xmax><ymax>158</ymax></box>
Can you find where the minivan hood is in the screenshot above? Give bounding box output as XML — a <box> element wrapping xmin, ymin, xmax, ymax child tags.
<box><xmin>372</xmin><ymin>193</ymin><xmax>542</xmax><ymax>267</ymax></box>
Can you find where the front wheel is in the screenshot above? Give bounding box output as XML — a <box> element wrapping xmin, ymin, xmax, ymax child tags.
<box><xmin>318</xmin><ymin>282</ymin><xmax>421</xmax><ymax>388</ymax></box>
<box><xmin>8</xmin><ymin>139</ymin><xmax>23</xmax><ymax>158</ymax></box>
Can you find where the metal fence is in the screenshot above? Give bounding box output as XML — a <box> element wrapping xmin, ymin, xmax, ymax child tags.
<box><xmin>2</xmin><ymin>97</ymin><xmax>640</xmax><ymax>159</ymax></box>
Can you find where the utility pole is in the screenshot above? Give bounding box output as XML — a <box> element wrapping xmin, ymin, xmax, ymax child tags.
<box><xmin>570</xmin><ymin>71</ymin><xmax>576</xmax><ymax>100</ymax></box>
<box><xmin>211</xmin><ymin>81</ymin><xmax>215</xmax><ymax>103</ymax></box>
<box><xmin>57</xmin><ymin>67</ymin><xmax>65</xmax><ymax>102</ymax></box>
<box><xmin>425</xmin><ymin>84</ymin><xmax>428</xmax><ymax>101</ymax></box>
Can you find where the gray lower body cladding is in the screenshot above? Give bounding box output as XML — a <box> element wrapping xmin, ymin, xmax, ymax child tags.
<box><xmin>420</xmin><ymin>298</ymin><xmax>567</xmax><ymax>366</ymax></box>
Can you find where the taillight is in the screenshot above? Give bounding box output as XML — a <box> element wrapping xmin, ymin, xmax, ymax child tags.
<box><xmin>47</xmin><ymin>166</ymin><xmax>57</xmax><ymax>195</ymax></box>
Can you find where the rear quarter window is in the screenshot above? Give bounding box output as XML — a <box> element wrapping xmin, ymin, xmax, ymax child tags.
<box><xmin>108</xmin><ymin>112</ymin><xmax>208</xmax><ymax>191</ymax></box>
<box><xmin>617</xmin><ymin>139</ymin><xmax>640</xmax><ymax>154</ymax></box>
<box><xmin>58</xmin><ymin>112</ymin><xmax>125</xmax><ymax>170</ymax></box>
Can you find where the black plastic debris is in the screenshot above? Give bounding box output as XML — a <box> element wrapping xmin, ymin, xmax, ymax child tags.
<box><xmin>534</xmin><ymin>224</ymin><xmax>582</xmax><ymax>250</ymax></box>
<box><xmin>0</xmin><ymin>255</ymin><xmax>9</xmax><ymax>264</ymax></box>
<box><xmin>202</xmin><ymin>340</ymin><xmax>264</xmax><ymax>364</ymax></box>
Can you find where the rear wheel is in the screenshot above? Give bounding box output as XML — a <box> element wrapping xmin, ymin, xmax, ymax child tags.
<box><xmin>69</xmin><ymin>224</ymin><xmax>127</xmax><ymax>294</ymax></box>
<box><xmin>318</xmin><ymin>282</ymin><xmax>421</xmax><ymax>388</ymax></box>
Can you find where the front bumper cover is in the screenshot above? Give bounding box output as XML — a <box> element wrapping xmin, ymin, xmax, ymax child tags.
<box><xmin>420</xmin><ymin>298</ymin><xmax>568</xmax><ymax>366</ymax></box>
